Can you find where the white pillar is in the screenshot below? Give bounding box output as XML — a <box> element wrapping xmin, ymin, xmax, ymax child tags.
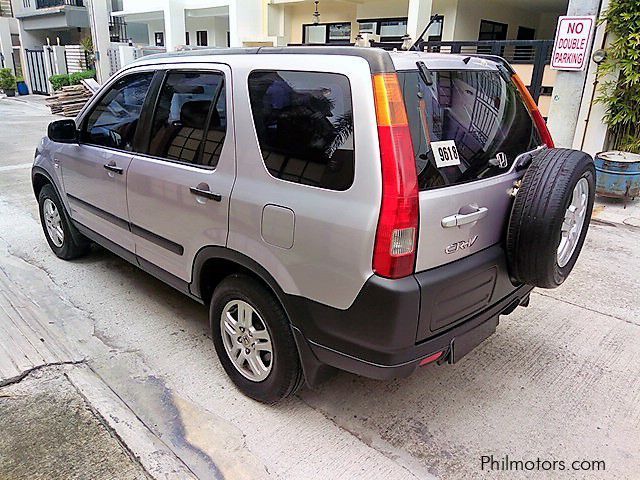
<box><xmin>407</xmin><ymin>0</ymin><xmax>433</xmax><ymax>42</ymax></box>
<box><xmin>118</xmin><ymin>45</ymin><xmax>139</xmax><ymax>67</ymax></box>
<box><xmin>0</xmin><ymin>19</ymin><xmax>14</xmax><ymax>72</ymax></box>
<box><xmin>228</xmin><ymin>0</ymin><xmax>264</xmax><ymax>47</ymax></box>
<box><xmin>42</xmin><ymin>46</ymin><xmax>56</xmax><ymax>92</ymax></box>
<box><xmin>267</xmin><ymin>3</ymin><xmax>287</xmax><ymax>46</ymax></box>
<box><xmin>572</xmin><ymin>0</ymin><xmax>611</xmax><ymax>155</ymax></box>
<box><xmin>86</xmin><ymin>0</ymin><xmax>112</xmax><ymax>84</ymax></box>
<box><xmin>147</xmin><ymin>23</ymin><xmax>155</xmax><ymax>46</ymax></box>
<box><xmin>16</xmin><ymin>22</ymin><xmax>43</xmax><ymax>92</ymax></box>
<box><xmin>163</xmin><ymin>2</ymin><xmax>185</xmax><ymax>51</ymax></box>
<box><xmin>50</xmin><ymin>45</ymin><xmax>67</xmax><ymax>75</ymax></box>
<box><xmin>546</xmin><ymin>0</ymin><xmax>603</xmax><ymax>148</ymax></box>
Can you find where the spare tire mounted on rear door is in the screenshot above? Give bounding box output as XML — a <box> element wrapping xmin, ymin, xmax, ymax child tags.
<box><xmin>506</xmin><ymin>148</ymin><xmax>596</xmax><ymax>289</ymax></box>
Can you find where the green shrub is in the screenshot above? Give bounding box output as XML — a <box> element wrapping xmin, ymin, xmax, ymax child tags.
<box><xmin>49</xmin><ymin>73</ymin><xmax>70</xmax><ymax>91</ymax></box>
<box><xmin>0</xmin><ymin>68</ymin><xmax>16</xmax><ymax>92</ymax></box>
<box><xmin>49</xmin><ymin>69</ymin><xmax>96</xmax><ymax>91</ymax></box>
<box><xmin>69</xmin><ymin>69</ymin><xmax>96</xmax><ymax>85</ymax></box>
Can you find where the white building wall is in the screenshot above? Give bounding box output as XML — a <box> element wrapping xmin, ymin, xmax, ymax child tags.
<box><xmin>0</xmin><ymin>17</ymin><xmax>15</xmax><ymax>71</ymax></box>
<box><xmin>356</xmin><ymin>0</ymin><xmax>409</xmax><ymax>19</ymax></box>
<box><xmin>86</xmin><ymin>0</ymin><xmax>111</xmax><ymax>83</ymax></box>
<box><xmin>407</xmin><ymin>0</ymin><xmax>433</xmax><ymax>40</ymax></box>
<box><xmin>147</xmin><ymin>19</ymin><xmax>165</xmax><ymax>46</ymax></box>
<box><xmin>213</xmin><ymin>15</ymin><xmax>229</xmax><ymax>46</ymax></box>
<box><xmin>228</xmin><ymin>0</ymin><xmax>265</xmax><ymax>46</ymax></box>
<box><xmin>186</xmin><ymin>14</ymin><xmax>229</xmax><ymax>47</ymax></box>
<box><xmin>432</xmin><ymin>0</ymin><xmax>459</xmax><ymax>41</ymax></box>
<box><xmin>452</xmin><ymin>0</ymin><xmax>538</xmax><ymax>40</ymax></box>
<box><xmin>537</xmin><ymin>11</ymin><xmax>565</xmax><ymax>39</ymax></box>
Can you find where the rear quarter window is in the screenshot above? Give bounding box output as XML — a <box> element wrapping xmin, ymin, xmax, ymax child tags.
<box><xmin>248</xmin><ymin>70</ymin><xmax>355</xmax><ymax>191</ymax></box>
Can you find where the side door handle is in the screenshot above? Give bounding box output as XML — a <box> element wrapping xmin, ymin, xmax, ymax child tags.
<box><xmin>103</xmin><ymin>162</ymin><xmax>124</xmax><ymax>175</ymax></box>
<box><xmin>190</xmin><ymin>185</ymin><xmax>222</xmax><ymax>202</ymax></box>
<box><xmin>441</xmin><ymin>207</ymin><xmax>489</xmax><ymax>228</ymax></box>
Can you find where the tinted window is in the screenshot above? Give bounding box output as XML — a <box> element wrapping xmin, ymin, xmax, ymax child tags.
<box><xmin>398</xmin><ymin>69</ymin><xmax>542</xmax><ymax>191</ymax></box>
<box><xmin>147</xmin><ymin>71</ymin><xmax>226</xmax><ymax>168</ymax></box>
<box><xmin>82</xmin><ymin>72</ymin><xmax>153</xmax><ymax>151</ymax></box>
<box><xmin>202</xmin><ymin>85</ymin><xmax>227</xmax><ymax>168</ymax></box>
<box><xmin>248</xmin><ymin>71</ymin><xmax>354</xmax><ymax>191</ymax></box>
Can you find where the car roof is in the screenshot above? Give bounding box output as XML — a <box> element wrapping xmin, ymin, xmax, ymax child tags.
<box><xmin>133</xmin><ymin>46</ymin><xmax>504</xmax><ymax>74</ymax></box>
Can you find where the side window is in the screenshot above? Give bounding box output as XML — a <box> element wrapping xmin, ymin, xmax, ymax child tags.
<box><xmin>147</xmin><ymin>71</ymin><xmax>226</xmax><ymax>168</ymax></box>
<box><xmin>81</xmin><ymin>72</ymin><xmax>154</xmax><ymax>151</ymax></box>
<box><xmin>248</xmin><ymin>71</ymin><xmax>355</xmax><ymax>191</ymax></box>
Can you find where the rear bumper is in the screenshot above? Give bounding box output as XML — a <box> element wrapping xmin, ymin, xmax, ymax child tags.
<box><xmin>287</xmin><ymin>245</ymin><xmax>533</xmax><ymax>384</ymax></box>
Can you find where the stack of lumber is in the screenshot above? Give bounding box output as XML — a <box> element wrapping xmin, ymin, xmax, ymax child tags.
<box><xmin>46</xmin><ymin>84</ymin><xmax>93</xmax><ymax>117</ymax></box>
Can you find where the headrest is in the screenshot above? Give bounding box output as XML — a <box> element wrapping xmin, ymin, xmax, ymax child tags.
<box><xmin>180</xmin><ymin>100</ymin><xmax>210</xmax><ymax>128</ymax></box>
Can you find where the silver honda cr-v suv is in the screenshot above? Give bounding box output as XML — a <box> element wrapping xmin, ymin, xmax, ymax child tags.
<box><xmin>33</xmin><ymin>47</ymin><xmax>595</xmax><ymax>403</ymax></box>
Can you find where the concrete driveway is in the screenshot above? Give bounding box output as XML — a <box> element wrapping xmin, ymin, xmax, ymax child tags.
<box><xmin>1</xmin><ymin>96</ymin><xmax>639</xmax><ymax>479</ymax></box>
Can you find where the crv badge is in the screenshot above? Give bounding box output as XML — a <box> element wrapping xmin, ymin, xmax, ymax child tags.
<box><xmin>445</xmin><ymin>235</ymin><xmax>479</xmax><ymax>254</ymax></box>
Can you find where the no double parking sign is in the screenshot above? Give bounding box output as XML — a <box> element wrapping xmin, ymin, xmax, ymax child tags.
<box><xmin>551</xmin><ymin>16</ymin><xmax>596</xmax><ymax>71</ymax></box>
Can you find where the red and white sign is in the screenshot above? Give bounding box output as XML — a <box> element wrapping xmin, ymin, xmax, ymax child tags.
<box><xmin>551</xmin><ymin>16</ymin><xmax>596</xmax><ymax>71</ymax></box>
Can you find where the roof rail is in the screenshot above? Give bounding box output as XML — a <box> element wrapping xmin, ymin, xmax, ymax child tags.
<box><xmin>139</xmin><ymin>46</ymin><xmax>395</xmax><ymax>74</ymax></box>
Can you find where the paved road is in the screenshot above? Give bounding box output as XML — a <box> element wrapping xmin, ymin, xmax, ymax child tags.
<box><xmin>1</xmin><ymin>96</ymin><xmax>639</xmax><ymax>479</ymax></box>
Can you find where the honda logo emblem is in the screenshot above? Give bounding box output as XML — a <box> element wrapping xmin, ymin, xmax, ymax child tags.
<box><xmin>496</xmin><ymin>152</ymin><xmax>508</xmax><ymax>169</ymax></box>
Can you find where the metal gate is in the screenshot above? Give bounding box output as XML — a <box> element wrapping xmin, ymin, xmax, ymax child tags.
<box><xmin>25</xmin><ymin>49</ymin><xmax>51</xmax><ymax>95</ymax></box>
<box><xmin>369</xmin><ymin>39</ymin><xmax>553</xmax><ymax>103</ymax></box>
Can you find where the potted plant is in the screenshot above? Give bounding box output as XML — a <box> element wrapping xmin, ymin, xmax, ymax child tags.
<box><xmin>0</xmin><ymin>68</ymin><xmax>17</xmax><ymax>97</ymax></box>
<box><xmin>81</xmin><ymin>36</ymin><xmax>96</xmax><ymax>69</ymax></box>
<box><xmin>16</xmin><ymin>76</ymin><xmax>28</xmax><ymax>95</ymax></box>
<box><xmin>594</xmin><ymin>0</ymin><xmax>640</xmax><ymax>204</ymax></box>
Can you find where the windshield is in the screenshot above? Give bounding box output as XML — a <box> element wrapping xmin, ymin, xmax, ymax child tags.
<box><xmin>397</xmin><ymin>69</ymin><xmax>543</xmax><ymax>191</ymax></box>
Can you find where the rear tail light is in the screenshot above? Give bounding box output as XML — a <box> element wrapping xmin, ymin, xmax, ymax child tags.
<box><xmin>512</xmin><ymin>73</ymin><xmax>554</xmax><ymax>148</ymax></box>
<box><xmin>371</xmin><ymin>73</ymin><xmax>419</xmax><ymax>279</ymax></box>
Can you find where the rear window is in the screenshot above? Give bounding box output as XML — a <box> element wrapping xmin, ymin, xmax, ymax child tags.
<box><xmin>398</xmin><ymin>69</ymin><xmax>543</xmax><ymax>191</ymax></box>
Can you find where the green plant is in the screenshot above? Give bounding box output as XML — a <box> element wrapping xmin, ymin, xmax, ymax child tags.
<box><xmin>0</xmin><ymin>68</ymin><xmax>16</xmax><ymax>91</ymax></box>
<box><xmin>16</xmin><ymin>76</ymin><xmax>24</xmax><ymax>83</ymax></box>
<box><xmin>597</xmin><ymin>0</ymin><xmax>640</xmax><ymax>153</ymax></box>
<box><xmin>49</xmin><ymin>73</ymin><xmax>71</xmax><ymax>91</ymax></box>
<box><xmin>49</xmin><ymin>69</ymin><xmax>96</xmax><ymax>91</ymax></box>
<box><xmin>80</xmin><ymin>36</ymin><xmax>94</xmax><ymax>54</ymax></box>
<box><xmin>69</xmin><ymin>69</ymin><xmax>96</xmax><ymax>85</ymax></box>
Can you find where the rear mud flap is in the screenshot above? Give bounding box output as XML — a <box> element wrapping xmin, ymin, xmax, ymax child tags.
<box><xmin>440</xmin><ymin>315</ymin><xmax>499</xmax><ymax>364</ymax></box>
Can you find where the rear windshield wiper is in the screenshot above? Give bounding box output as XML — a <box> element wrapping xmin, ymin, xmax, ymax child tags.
<box><xmin>416</xmin><ymin>61</ymin><xmax>433</xmax><ymax>86</ymax></box>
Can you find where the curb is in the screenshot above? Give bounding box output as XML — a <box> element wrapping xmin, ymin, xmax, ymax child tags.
<box><xmin>66</xmin><ymin>366</ymin><xmax>198</xmax><ymax>480</ymax></box>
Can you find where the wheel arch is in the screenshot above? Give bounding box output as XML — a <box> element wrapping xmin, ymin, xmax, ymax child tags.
<box><xmin>191</xmin><ymin>246</ymin><xmax>331</xmax><ymax>387</ymax></box>
<box><xmin>32</xmin><ymin>166</ymin><xmax>57</xmax><ymax>198</ymax></box>
<box><xmin>191</xmin><ymin>246</ymin><xmax>291</xmax><ymax>313</ymax></box>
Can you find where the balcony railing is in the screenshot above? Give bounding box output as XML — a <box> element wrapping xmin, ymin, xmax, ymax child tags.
<box><xmin>36</xmin><ymin>0</ymin><xmax>84</xmax><ymax>8</ymax></box>
<box><xmin>109</xmin><ymin>16</ymin><xmax>128</xmax><ymax>43</ymax></box>
<box><xmin>0</xmin><ymin>0</ymin><xmax>13</xmax><ymax>17</ymax></box>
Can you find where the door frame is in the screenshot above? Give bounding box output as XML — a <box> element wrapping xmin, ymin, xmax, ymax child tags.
<box><xmin>125</xmin><ymin>62</ymin><xmax>236</xmax><ymax>282</ymax></box>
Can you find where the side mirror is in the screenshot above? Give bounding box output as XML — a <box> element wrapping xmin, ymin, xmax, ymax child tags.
<box><xmin>48</xmin><ymin>119</ymin><xmax>78</xmax><ymax>143</ymax></box>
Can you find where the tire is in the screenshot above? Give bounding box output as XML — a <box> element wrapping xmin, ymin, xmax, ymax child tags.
<box><xmin>210</xmin><ymin>274</ymin><xmax>303</xmax><ymax>404</ymax></box>
<box><xmin>38</xmin><ymin>184</ymin><xmax>90</xmax><ymax>260</ymax></box>
<box><xmin>506</xmin><ymin>148</ymin><xmax>595</xmax><ymax>289</ymax></box>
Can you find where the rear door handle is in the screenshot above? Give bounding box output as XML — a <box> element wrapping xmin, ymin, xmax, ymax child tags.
<box><xmin>190</xmin><ymin>186</ymin><xmax>222</xmax><ymax>202</ymax></box>
<box><xmin>103</xmin><ymin>163</ymin><xmax>123</xmax><ymax>175</ymax></box>
<box><xmin>441</xmin><ymin>207</ymin><xmax>488</xmax><ymax>228</ymax></box>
